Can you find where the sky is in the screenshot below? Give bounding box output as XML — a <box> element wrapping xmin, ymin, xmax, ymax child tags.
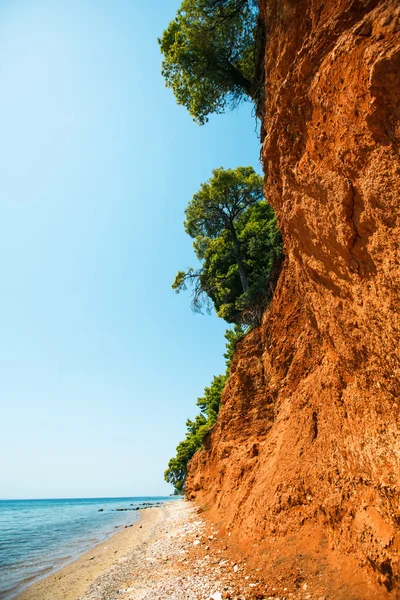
<box><xmin>0</xmin><ymin>0</ymin><xmax>261</xmax><ymax>499</ymax></box>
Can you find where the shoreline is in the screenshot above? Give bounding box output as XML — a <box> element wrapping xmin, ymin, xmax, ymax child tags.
<box><xmin>14</xmin><ymin>504</ymin><xmax>164</xmax><ymax>600</ymax></box>
<box><xmin>13</xmin><ymin>498</ymin><xmax>336</xmax><ymax>600</ymax></box>
<box><xmin>1</xmin><ymin>498</ymin><xmax>174</xmax><ymax>600</ymax></box>
<box><xmin>7</xmin><ymin>515</ymin><xmax>141</xmax><ymax>600</ymax></box>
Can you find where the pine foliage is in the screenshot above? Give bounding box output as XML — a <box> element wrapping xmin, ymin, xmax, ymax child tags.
<box><xmin>159</xmin><ymin>0</ymin><xmax>258</xmax><ymax>124</ymax></box>
<box><xmin>164</xmin><ymin>326</ymin><xmax>245</xmax><ymax>493</ymax></box>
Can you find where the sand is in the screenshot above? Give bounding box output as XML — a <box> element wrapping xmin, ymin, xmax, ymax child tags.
<box><xmin>15</xmin><ymin>499</ymin><xmax>322</xmax><ymax>600</ymax></box>
<box><xmin>16</xmin><ymin>503</ymin><xmax>164</xmax><ymax>600</ymax></box>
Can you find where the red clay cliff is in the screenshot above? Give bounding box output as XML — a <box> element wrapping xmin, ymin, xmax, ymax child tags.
<box><xmin>186</xmin><ymin>1</ymin><xmax>400</xmax><ymax>597</ymax></box>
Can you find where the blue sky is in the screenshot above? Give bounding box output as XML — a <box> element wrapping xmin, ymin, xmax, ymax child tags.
<box><xmin>0</xmin><ymin>0</ymin><xmax>261</xmax><ymax>498</ymax></box>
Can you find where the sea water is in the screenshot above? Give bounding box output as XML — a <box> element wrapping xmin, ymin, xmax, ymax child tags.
<box><xmin>0</xmin><ymin>496</ymin><xmax>175</xmax><ymax>599</ymax></box>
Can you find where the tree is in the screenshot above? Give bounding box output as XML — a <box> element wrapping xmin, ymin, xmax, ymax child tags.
<box><xmin>164</xmin><ymin>326</ymin><xmax>245</xmax><ymax>493</ymax></box>
<box><xmin>159</xmin><ymin>0</ymin><xmax>258</xmax><ymax>124</ymax></box>
<box><xmin>164</xmin><ymin>376</ymin><xmax>227</xmax><ymax>493</ymax></box>
<box><xmin>224</xmin><ymin>323</ymin><xmax>245</xmax><ymax>366</ymax></box>
<box><xmin>172</xmin><ymin>166</ymin><xmax>282</xmax><ymax>324</ymax></box>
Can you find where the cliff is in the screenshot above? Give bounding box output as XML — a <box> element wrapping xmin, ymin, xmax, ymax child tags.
<box><xmin>186</xmin><ymin>0</ymin><xmax>400</xmax><ymax>596</ymax></box>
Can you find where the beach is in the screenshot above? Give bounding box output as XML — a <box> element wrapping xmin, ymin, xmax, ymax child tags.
<box><xmin>14</xmin><ymin>499</ymin><xmax>326</xmax><ymax>600</ymax></box>
<box><xmin>14</xmin><ymin>499</ymin><xmax>260</xmax><ymax>600</ymax></box>
<box><xmin>15</xmin><ymin>502</ymin><xmax>164</xmax><ymax>600</ymax></box>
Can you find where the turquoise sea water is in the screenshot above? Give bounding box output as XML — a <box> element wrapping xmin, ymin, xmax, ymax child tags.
<box><xmin>0</xmin><ymin>496</ymin><xmax>174</xmax><ymax>599</ymax></box>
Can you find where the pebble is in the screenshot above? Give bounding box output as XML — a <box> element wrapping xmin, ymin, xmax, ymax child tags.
<box><xmin>77</xmin><ymin>502</ymin><xmax>319</xmax><ymax>600</ymax></box>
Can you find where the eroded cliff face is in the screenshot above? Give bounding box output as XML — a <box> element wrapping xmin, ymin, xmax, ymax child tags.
<box><xmin>186</xmin><ymin>1</ymin><xmax>400</xmax><ymax>596</ymax></box>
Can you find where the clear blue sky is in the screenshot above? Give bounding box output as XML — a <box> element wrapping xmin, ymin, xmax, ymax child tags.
<box><xmin>0</xmin><ymin>0</ymin><xmax>261</xmax><ymax>498</ymax></box>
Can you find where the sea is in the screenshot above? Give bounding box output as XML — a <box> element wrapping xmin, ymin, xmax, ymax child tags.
<box><xmin>0</xmin><ymin>496</ymin><xmax>176</xmax><ymax>599</ymax></box>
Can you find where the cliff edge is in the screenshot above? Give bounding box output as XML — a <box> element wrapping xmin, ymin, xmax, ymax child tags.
<box><xmin>186</xmin><ymin>1</ymin><xmax>400</xmax><ymax>596</ymax></box>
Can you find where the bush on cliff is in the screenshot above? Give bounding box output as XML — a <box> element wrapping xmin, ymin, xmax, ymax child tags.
<box><xmin>172</xmin><ymin>166</ymin><xmax>282</xmax><ymax>324</ymax></box>
<box><xmin>159</xmin><ymin>0</ymin><xmax>258</xmax><ymax>124</ymax></box>
<box><xmin>164</xmin><ymin>325</ymin><xmax>244</xmax><ymax>493</ymax></box>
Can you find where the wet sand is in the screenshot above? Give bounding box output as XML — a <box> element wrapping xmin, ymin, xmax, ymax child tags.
<box><xmin>16</xmin><ymin>503</ymin><xmax>167</xmax><ymax>600</ymax></box>
<box><xmin>15</xmin><ymin>499</ymin><xmax>323</xmax><ymax>600</ymax></box>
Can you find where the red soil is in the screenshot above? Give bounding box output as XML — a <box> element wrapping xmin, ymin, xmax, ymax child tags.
<box><xmin>186</xmin><ymin>1</ymin><xmax>400</xmax><ymax>597</ymax></box>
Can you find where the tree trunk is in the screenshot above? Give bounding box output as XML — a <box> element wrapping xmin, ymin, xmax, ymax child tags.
<box><xmin>231</xmin><ymin>231</ymin><xmax>249</xmax><ymax>293</ymax></box>
<box><xmin>229</xmin><ymin>66</ymin><xmax>253</xmax><ymax>99</ymax></box>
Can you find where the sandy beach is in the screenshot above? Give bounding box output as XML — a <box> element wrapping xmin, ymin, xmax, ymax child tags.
<box><xmin>15</xmin><ymin>499</ymin><xmax>322</xmax><ymax>600</ymax></box>
<box><xmin>15</xmin><ymin>502</ymin><xmax>166</xmax><ymax>600</ymax></box>
<box><xmin>15</xmin><ymin>500</ymin><xmax>249</xmax><ymax>600</ymax></box>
